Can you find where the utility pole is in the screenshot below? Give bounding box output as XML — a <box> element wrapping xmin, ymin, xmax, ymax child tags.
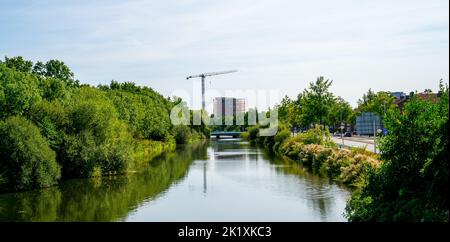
<box><xmin>373</xmin><ymin>119</ymin><xmax>376</xmax><ymax>153</ymax></box>
<box><xmin>340</xmin><ymin>108</ymin><xmax>344</xmax><ymax>147</ymax></box>
<box><xmin>186</xmin><ymin>70</ymin><xmax>238</xmax><ymax>110</ymax></box>
<box><xmin>201</xmin><ymin>76</ymin><xmax>205</xmax><ymax>111</ymax></box>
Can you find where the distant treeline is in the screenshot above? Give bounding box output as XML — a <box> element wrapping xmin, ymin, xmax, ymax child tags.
<box><xmin>0</xmin><ymin>56</ymin><xmax>209</xmax><ymax>193</ymax></box>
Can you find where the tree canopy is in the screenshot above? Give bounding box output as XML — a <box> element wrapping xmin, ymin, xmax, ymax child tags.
<box><xmin>356</xmin><ymin>89</ymin><xmax>396</xmax><ymax>116</ymax></box>
<box><xmin>275</xmin><ymin>76</ymin><xmax>355</xmax><ymax>130</ymax></box>
<box><xmin>0</xmin><ymin>56</ymin><xmax>208</xmax><ymax>192</ymax></box>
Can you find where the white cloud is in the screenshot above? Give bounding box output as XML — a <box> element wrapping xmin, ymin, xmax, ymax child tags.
<box><xmin>0</xmin><ymin>0</ymin><xmax>448</xmax><ymax>108</ymax></box>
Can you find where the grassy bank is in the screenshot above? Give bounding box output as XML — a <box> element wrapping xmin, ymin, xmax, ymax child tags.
<box><xmin>241</xmin><ymin>125</ymin><xmax>381</xmax><ymax>188</ymax></box>
<box><xmin>129</xmin><ymin>139</ymin><xmax>176</xmax><ymax>171</ymax></box>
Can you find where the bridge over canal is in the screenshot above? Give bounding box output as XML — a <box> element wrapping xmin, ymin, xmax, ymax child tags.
<box><xmin>210</xmin><ymin>131</ymin><xmax>242</xmax><ymax>138</ymax></box>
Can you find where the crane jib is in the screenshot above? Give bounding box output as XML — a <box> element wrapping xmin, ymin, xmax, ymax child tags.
<box><xmin>186</xmin><ymin>70</ymin><xmax>237</xmax><ymax>79</ymax></box>
<box><xmin>185</xmin><ymin>70</ymin><xmax>238</xmax><ymax>110</ymax></box>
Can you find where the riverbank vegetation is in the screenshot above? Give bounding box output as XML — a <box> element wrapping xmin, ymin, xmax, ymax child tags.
<box><xmin>242</xmin><ymin>125</ymin><xmax>381</xmax><ymax>188</ymax></box>
<box><xmin>345</xmin><ymin>85</ymin><xmax>449</xmax><ymax>222</ymax></box>
<box><xmin>243</xmin><ymin>76</ymin><xmax>449</xmax><ymax>222</ymax></box>
<box><xmin>0</xmin><ymin>56</ymin><xmax>208</xmax><ymax>193</ymax></box>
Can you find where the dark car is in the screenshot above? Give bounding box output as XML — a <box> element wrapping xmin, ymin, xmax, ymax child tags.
<box><xmin>344</xmin><ymin>131</ymin><xmax>352</xmax><ymax>137</ymax></box>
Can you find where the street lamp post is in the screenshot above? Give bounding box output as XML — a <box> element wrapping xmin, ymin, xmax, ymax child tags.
<box><xmin>373</xmin><ymin>119</ymin><xmax>376</xmax><ymax>153</ymax></box>
<box><xmin>340</xmin><ymin>109</ymin><xmax>344</xmax><ymax>147</ymax></box>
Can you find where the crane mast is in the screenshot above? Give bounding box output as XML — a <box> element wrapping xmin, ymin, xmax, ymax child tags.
<box><xmin>186</xmin><ymin>70</ymin><xmax>237</xmax><ymax>110</ymax></box>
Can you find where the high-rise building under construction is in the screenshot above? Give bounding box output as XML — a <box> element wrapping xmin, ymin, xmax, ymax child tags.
<box><xmin>213</xmin><ymin>97</ymin><xmax>246</xmax><ymax>117</ymax></box>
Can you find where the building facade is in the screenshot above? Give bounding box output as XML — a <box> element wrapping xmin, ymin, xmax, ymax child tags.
<box><xmin>355</xmin><ymin>112</ymin><xmax>383</xmax><ymax>136</ymax></box>
<box><xmin>391</xmin><ymin>91</ymin><xmax>440</xmax><ymax>111</ymax></box>
<box><xmin>213</xmin><ymin>97</ymin><xmax>246</xmax><ymax>117</ymax></box>
<box><xmin>390</xmin><ymin>91</ymin><xmax>407</xmax><ymax>100</ymax></box>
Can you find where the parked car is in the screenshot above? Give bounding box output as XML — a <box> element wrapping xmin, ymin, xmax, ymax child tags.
<box><xmin>344</xmin><ymin>131</ymin><xmax>352</xmax><ymax>137</ymax></box>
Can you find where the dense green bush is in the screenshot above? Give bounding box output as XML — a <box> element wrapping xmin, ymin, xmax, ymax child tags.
<box><xmin>243</xmin><ymin>123</ymin><xmax>336</xmax><ymax>153</ymax></box>
<box><xmin>38</xmin><ymin>76</ymin><xmax>68</xmax><ymax>101</ymax></box>
<box><xmin>345</xmin><ymin>87</ymin><xmax>449</xmax><ymax>222</ymax></box>
<box><xmin>0</xmin><ymin>116</ymin><xmax>61</xmax><ymax>192</ymax></box>
<box><xmin>106</xmin><ymin>84</ymin><xmax>172</xmax><ymax>141</ymax></box>
<box><xmin>173</xmin><ymin>125</ymin><xmax>192</xmax><ymax>144</ymax></box>
<box><xmin>273</xmin><ymin>129</ymin><xmax>291</xmax><ymax>152</ymax></box>
<box><xmin>172</xmin><ymin>124</ymin><xmax>205</xmax><ymax>144</ymax></box>
<box><xmin>279</xmin><ymin>141</ymin><xmax>380</xmax><ymax>187</ymax></box>
<box><xmin>290</xmin><ymin>125</ymin><xmax>335</xmax><ymax>147</ymax></box>
<box><xmin>339</xmin><ymin>154</ymin><xmax>380</xmax><ymax>186</ymax></box>
<box><xmin>29</xmin><ymin>100</ymin><xmax>68</xmax><ymax>150</ymax></box>
<box><xmin>241</xmin><ymin>123</ymin><xmax>292</xmax><ymax>153</ymax></box>
<box><xmin>260</xmin><ymin>123</ymin><xmax>290</xmax><ymax>152</ymax></box>
<box><xmin>189</xmin><ymin>110</ymin><xmax>211</xmax><ymax>138</ymax></box>
<box><xmin>59</xmin><ymin>87</ymin><xmax>134</xmax><ymax>178</ymax></box>
<box><xmin>247</xmin><ymin>125</ymin><xmax>260</xmax><ymax>141</ymax></box>
<box><xmin>267</xmin><ymin>125</ymin><xmax>381</xmax><ymax>187</ymax></box>
<box><xmin>0</xmin><ymin>56</ymin><xmax>208</xmax><ymax>192</ymax></box>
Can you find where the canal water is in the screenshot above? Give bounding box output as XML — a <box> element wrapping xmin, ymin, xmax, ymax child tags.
<box><xmin>0</xmin><ymin>139</ymin><xmax>351</xmax><ymax>222</ymax></box>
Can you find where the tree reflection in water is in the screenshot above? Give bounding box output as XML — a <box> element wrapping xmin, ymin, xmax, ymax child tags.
<box><xmin>0</xmin><ymin>141</ymin><xmax>208</xmax><ymax>222</ymax></box>
<box><xmin>261</xmin><ymin>149</ymin><xmax>352</xmax><ymax>221</ymax></box>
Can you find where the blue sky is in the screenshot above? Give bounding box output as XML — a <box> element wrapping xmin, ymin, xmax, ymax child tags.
<box><xmin>1</xmin><ymin>0</ymin><xmax>448</xmax><ymax>109</ymax></box>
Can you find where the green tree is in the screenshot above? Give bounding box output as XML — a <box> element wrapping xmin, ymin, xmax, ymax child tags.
<box><xmin>300</xmin><ymin>76</ymin><xmax>335</xmax><ymax>126</ymax></box>
<box><xmin>61</xmin><ymin>87</ymin><xmax>134</xmax><ymax>178</ymax></box>
<box><xmin>329</xmin><ymin>96</ymin><xmax>355</xmax><ymax>129</ymax></box>
<box><xmin>29</xmin><ymin>100</ymin><xmax>68</xmax><ymax>150</ymax></box>
<box><xmin>356</xmin><ymin>89</ymin><xmax>395</xmax><ymax>116</ymax></box>
<box><xmin>32</xmin><ymin>61</ymin><xmax>46</xmax><ymax>76</ymax></box>
<box><xmin>0</xmin><ymin>63</ymin><xmax>42</xmax><ymax>119</ymax></box>
<box><xmin>106</xmin><ymin>81</ymin><xmax>173</xmax><ymax>140</ymax></box>
<box><xmin>0</xmin><ymin>116</ymin><xmax>61</xmax><ymax>192</ymax></box>
<box><xmin>345</xmin><ymin>84</ymin><xmax>449</xmax><ymax>222</ymax></box>
<box><xmin>39</xmin><ymin>77</ymin><xmax>68</xmax><ymax>101</ymax></box>
<box><xmin>288</xmin><ymin>93</ymin><xmax>303</xmax><ymax>128</ymax></box>
<box><xmin>277</xmin><ymin>95</ymin><xmax>293</xmax><ymax>124</ymax></box>
<box><xmin>2</xmin><ymin>56</ymin><xmax>33</xmax><ymax>73</ymax></box>
<box><xmin>44</xmin><ymin>60</ymin><xmax>75</xmax><ymax>82</ymax></box>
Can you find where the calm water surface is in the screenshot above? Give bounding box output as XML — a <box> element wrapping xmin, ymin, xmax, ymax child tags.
<box><xmin>0</xmin><ymin>139</ymin><xmax>351</xmax><ymax>222</ymax></box>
